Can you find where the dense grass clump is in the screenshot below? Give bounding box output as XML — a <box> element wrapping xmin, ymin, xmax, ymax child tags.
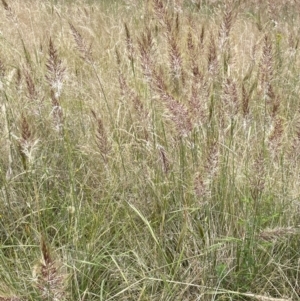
<box><xmin>0</xmin><ymin>0</ymin><xmax>300</xmax><ymax>300</ymax></box>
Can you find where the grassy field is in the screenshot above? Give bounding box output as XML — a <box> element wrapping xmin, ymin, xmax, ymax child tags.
<box><xmin>0</xmin><ymin>0</ymin><xmax>300</xmax><ymax>300</ymax></box>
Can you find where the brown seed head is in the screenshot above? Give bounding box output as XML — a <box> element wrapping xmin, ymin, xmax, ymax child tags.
<box><xmin>69</xmin><ymin>22</ymin><xmax>93</xmax><ymax>63</ymax></box>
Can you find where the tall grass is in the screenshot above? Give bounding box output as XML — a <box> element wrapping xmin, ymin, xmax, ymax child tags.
<box><xmin>0</xmin><ymin>0</ymin><xmax>300</xmax><ymax>300</ymax></box>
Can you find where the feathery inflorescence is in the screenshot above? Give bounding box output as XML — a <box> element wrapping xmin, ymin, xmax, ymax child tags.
<box><xmin>69</xmin><ymin>23</ymin><xmax>93</xmax><ymax>63</ymax></box>
<box><xmin>1</xmin><ymin>0</ymin><xmax>300</xmax><ymax>300</ymax></box>
<box><xmin>33</xmin><ymin>238</ymin><xmax>67</xmax><ymax>301</ymax></box>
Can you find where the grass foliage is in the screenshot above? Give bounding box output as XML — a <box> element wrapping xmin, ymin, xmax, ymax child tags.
<box><xmin>0</xmin><ymin>0</ymin><xmax>300</xmax><ymax>300</ymax></box>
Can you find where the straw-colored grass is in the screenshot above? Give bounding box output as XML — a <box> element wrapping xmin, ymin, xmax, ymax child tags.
<box><xmin>0</xmin><ymin>0</ymin><xmax>300</xmax><ymax>300</ymax></box>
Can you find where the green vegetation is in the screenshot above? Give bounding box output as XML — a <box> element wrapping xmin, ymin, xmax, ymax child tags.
<box><xmin>0</xmin><ymin>0</ymin><xmax>300</xmax><ymax>300</ymax></box>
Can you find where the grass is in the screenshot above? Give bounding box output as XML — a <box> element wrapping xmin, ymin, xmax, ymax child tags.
<box><xmin>0</xmin><ymin>0</ymin><xmax>300</xmax><ymax>300</ymax></box>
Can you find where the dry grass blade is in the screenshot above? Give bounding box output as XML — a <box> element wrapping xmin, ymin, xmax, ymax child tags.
<box><xmin>115</xmin><ymin>47</ymin><xmax>121</xmax><ymax>66</ymax></box>
<box><xmin>0</xmin><ymin>297</ymin><xmax>23</xmax><ymax>301</ymax></box>
<box><xmin>199</xmin><ymin>25</ymin><xmax>205</xmax><ymax>49</ymax></box>
<box><xmin>242</xmin><ymin>83</ymin><xmax>250</xmax><ymax>117</ymax></box>
<box><xmin>207</xmin><ymin>288</ymin><xmax>294</xmax><ymax>301</ymax></box>
<box><xmin>242</xmin><ymin>292</ymin><xmax>292</xmax><ymax>301</ymax></box>
<box><xmin>15</xmin><ymin>67</ymin><xmax>22</xmax><ymax>91</ymax></box>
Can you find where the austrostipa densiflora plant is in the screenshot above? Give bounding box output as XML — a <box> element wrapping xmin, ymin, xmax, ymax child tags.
<box><xmin>1</xmin><ymin>1</ymin><xmax>300</xmax><ymax>300</ymax></box>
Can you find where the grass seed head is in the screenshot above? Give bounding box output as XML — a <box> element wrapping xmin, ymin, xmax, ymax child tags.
<box><xmin>34</xmin><ymin>238</ymin><xmax>67</xmax><ymax>301</ymax></box>
<box><xmin>24</xmin><ymin>68</ymin><xmax>38</xmax><ymax>102</ymax></box>
<box><xmin>46</xmin><ymin>38</ymin><xmax>66</xmax><ymax>99</ymax></box>
<box><xmin>69</xmin><ymin>22</ymin><xmax>93</xmax><ymax>63</ymax></box>
<box><xmin>91</xmin><ymin>109</ymin><xmax>111</xmax><ymax>162</ymax></box>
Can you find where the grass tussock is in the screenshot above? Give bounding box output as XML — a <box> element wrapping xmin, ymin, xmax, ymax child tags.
<box><xmin>0</xmin><ymin>0</ymin><xmax>300</xmax><ymax>300</ymax></box>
